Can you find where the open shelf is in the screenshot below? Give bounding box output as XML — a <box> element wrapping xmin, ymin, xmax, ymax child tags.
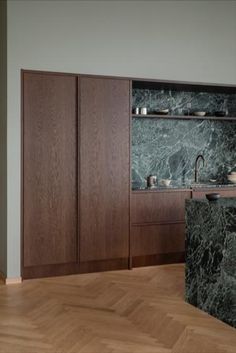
<box><xmin>132</xmin><ymin>114</ymin><xmax>236</xmax><ymax>121</ymax></box>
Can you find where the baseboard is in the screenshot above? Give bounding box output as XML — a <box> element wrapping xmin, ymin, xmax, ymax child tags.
<box><xmin>22</xmin><ymin>258</ymin><xmax>129</xmax><ymax>279</ymax></box>
<box><xmin>0</xmin><ymin>271</ymin><xmax>6</xmax><ymax>283</ymax></box>
<box><xmin>132</xmin><ymin>252</ymin><xmax>185</xmax><ymax>268</ymax></box>
<box><xmin>5</xmin><ymin>277</ymin><xmax>22</xmax><ymax>285</ymax></box>
<box><xmin>0</xmin><ymin>271</ymin><xmax>22</xmax><ymax>285</ymax></box>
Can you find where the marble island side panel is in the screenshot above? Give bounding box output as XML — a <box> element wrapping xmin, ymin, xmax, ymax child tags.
<box><xmin>185</xmin><ymin>198</ymin><xmax>236</xmax><ymax>328</ymax></box>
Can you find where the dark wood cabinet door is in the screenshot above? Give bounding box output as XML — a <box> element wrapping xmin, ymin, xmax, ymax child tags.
<box><xmin>80</xmin><ymin>77</ymin><xmax>130</xmax><ymax>262</ymax></box>
<box><xmin>23</xmin><ymin>72</ymin><xmax>78</xmax><ymax>268</ymax></box>
<box><xmin>192</xmin><ymin>188</ymin><xmax>236</xmax><ymax>199</ymax></box>
<box><xmin>131</xmin><ymin>190</ymin><xmax>191</xmax><ymax>224</ymax></box>
<box><xmin>131</xmin><ymin>223</ymin><xmax>185</xmax><ymax>257</ymax></box>
<box><xmin>130</xmin><ymin>190</ymin><xmax>190</xmax><ymax>267</ymax></box>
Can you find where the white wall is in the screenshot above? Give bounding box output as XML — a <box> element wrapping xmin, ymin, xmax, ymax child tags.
<box><xmin>7</xmin><ymin>0</ymin><xmax>236</xmax><ymax>277</ymax></box>
<box><xmin>0</xmin><ymin>0</ymin><xmax>7</xmax><ymax>277</ymax></box>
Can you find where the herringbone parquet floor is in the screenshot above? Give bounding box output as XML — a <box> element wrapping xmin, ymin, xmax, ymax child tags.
<box><xmin>0</xmin><ymin>264</ymin><xmax>235</xmax><ymax>353</ymax></box>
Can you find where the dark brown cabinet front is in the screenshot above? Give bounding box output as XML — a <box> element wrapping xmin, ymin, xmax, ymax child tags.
<box><xmin>22</xmin><ymin>72</ymin><xmax>130</xmax><ymax>279</ymax></box>
<box><xmin>79</xmin><ymin>77</ymin><xmax>130</xmax><ymax>262</ymax></box>
<box><xmin>131</xmin><ymin>190</ymin><xmax>191</xmax><ymax>266</ymax></box>
<box><xmin>22</xmin><ymin>72</ymin><xmax>78</xmax><ymax>272</ymax></box>
<box><xmin>192</xmin><ymin>188</ymin><xmax>236</xmax><ymax>199</ymax></box>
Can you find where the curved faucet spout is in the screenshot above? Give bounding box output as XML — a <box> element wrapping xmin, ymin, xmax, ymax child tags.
<box><xmin>194</xmin><ymin>154</ymin><xmax>205</xmax><ymax>183</ymax></box>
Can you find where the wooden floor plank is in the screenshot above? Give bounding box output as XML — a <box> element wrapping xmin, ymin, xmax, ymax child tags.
<box><xmin>0</xmin><ymin>264</ymin><xmax>235</xmax><ymax>353</ymax></box>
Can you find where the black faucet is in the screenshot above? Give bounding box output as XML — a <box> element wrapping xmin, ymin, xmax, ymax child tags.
<box><xmin>194</xmin><ymin>154</ymin><xmax>205</xmax><ymax>183</ymax></box>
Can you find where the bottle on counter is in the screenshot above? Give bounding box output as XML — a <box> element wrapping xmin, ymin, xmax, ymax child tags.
<box><xmin>146</xmin><ymin>175</ymin><xmax>157</xmax><ymax>188</ymax></box>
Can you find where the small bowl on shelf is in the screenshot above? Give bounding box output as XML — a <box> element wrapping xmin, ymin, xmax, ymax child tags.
<box><xmin>209</xmin><ymin>179</ymin><xmax>217</xmax><ymax>183</ymax></box>
<box><xmin>193</xmin><ymin>111</ymin><xmax>206</xmax><ymax>117</ymax></box>
<box><xmin>227</xmin><ymin>174</ymin><xmax>236</xmax><ymax>184</ymax></box>
<box><xmin>215</xmin><ymin>111</ymin><xmax>226</xmax><ymax>117</ymax></box>
<box><xmin>156</xmin><ymin>109</ymin><xmax>169</xmax><ymax>115</ymax></box>
<box><xmin>206</xmin><ymin>193</ymin><xmax>220</xmax><ymax>201</ymax></box>
<box><xmin>159</xmin><ymin>179</ymin><xmax>171</xmax><ymax>186</ymax></box>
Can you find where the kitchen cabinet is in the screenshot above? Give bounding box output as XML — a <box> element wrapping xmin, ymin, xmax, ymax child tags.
<box><xmin>22</xmin><ymin>72</ymin><xmax>131</xmax><ymax>279</ymax></box>
<box><xmin>131</xmin><ymin>190</ymin><xmax>191</xmax><ymax>267</ymax></box>
<box><xmin>192</xmin><ymin>188</ymin><xmax>236</xmax><ymax>199</ymax></box>
<box><xmin>131</xmin><ymin>190</ymin><xmax>189</xmax><ymax>224</ymax></box>
<box><xmin>22</xmin><ymin>71</ymin><xmax>78</xmax><ymax>278</ymax></box>
<box><xmin>79</xmin><ymin>76</ymin><xmax>130</xmax><ymax>263</ymax></box>
<box><xmin>22</xmin><ymin>70</ymin><xmax>236</xmax><ymax>279</ymax></box>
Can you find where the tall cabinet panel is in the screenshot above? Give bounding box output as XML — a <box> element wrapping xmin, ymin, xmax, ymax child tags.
<box><xmin>80</xmin><ymin>77</ymin><xmax>130</xmax><ymax>262</ymax></box>
<box><xmin>22</xmin><ymin>72</ymin><xmax>78</xmax><ymax>271</ymax></box>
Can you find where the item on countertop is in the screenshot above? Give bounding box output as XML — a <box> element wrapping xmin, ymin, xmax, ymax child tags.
<box><xmin>140</xmin><ymin>107</ymin><xmax>147</xmax><ymax>115</ymax></box>
<box><xmin>229</xmin><ymin>167</ymin><xmax>236</xmax><ymax>175</ymax></box>
<box><xmin>206</xmin><ymin>193</ymin><xmax>220</xmax><ymax>201</ymax></box>
<box><xmin>146</xmin><ymin>174</ymin><xmax>157</xmax><ymax>187</ymax></box>
<box><xmin>215</xmin><ymin>111</ymin><xmax>226</xmax><ymax>117</ymax></box>
<box><xmin>227</xmin><ymin>173</ymin><xmax>236</xmax><ymax>184</ymax></box>
<box><xmin>156</xmin><ymin>109</ymin><xmax>169</xmax><ymax>115</ymax></box>
<box><xmin>159</xmin><ymin>179</ymin><xmax>171</xmax><ymax>186</ymax></box>
<box><xmin>193</xmin><ymin>111</ymin><xmax>206</xmax><ymax>117</ymax></box>
<box><xmin>209</xmin><ymin>179</ymin><xmax>217</xmax><ymax>183</ymax></box>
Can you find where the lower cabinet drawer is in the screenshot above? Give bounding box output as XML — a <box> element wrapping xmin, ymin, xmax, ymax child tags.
<box><xmin>192</xmin><ymin>189</ymin><xmax>236</xmax><ymax>199</ymax></box>
<box><xmin>131</xmin><ymin>223</ymin><xmax>185</xmax><ymax>257</ymax></box>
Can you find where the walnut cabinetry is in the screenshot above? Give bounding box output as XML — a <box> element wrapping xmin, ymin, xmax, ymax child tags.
<box><xmin>22</xmin><ymin>72</ymin><xmax>78</xmax><ymax>278</ymax></box>
<box><xmin>192</xmin><ymin>188</ymin><xmax>236</xmax><ymax>199</ymax></box>
<box><xmin>131</xmin><ymin>190</ymin><xmax>191</xmax><ymax>267</ymax></box>
<box><xmin>79</xmin><ymin>77</ymin><xmax>130</xmax><ymax>263</ymax></box>
<box><xmin>22</xmin><ymin>71</ymin><xmax>130</xmax><ymax>279</ymax></box>
<box><xmin>131</xmin><ymin>190</ymin><xmax>190</xmax><ymax>224</ymax></box>
<box><xmin>22</xmin><ymin>70</ymin><xmax>236</xmax><ymax>279</ymax></box>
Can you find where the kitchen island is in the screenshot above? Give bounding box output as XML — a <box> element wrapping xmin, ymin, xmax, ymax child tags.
<box><xmin>185</xmin><ymin>198</ymin><xmax>236</xmax><ymax>328</ymax></box>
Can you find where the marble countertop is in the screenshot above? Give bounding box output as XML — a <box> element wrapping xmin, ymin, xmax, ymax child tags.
<box><xmin>132</xmin><ymin>183</ymin><xmax>236</xmax><ymax>191</ymax></box>
<box><xmin>187</xmin><ymin>197</ymin><xmax>236</xmax><ymax>207</ymax></box>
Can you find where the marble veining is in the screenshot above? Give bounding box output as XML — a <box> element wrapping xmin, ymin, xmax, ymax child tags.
<box><xmin>185</xmin><ymin>198</ymin><xmax>236</xmax><ymax>328</ymax></box>
<box><xmin>133</xmin><ymin>89</ymin><xmax>236</xmax><ymax>116</ymax></box>
<box><xmin>132</xmin><ymin>118</ymin><xmax>236</xmax><ymax>188</ymax></box>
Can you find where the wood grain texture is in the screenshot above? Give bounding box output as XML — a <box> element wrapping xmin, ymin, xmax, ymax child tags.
<box><xmin>80</xmin><ymin>77</ymin><xmax>130</xmax><ymax>262</ymax></box>
<box><xmin>1</xmin><ymin>265</ymin><xmax>236</xmax><ymax>353</ymax></box>
<box><xmin>131</xmin><ymin>191</ymin><xmax>191</xmax><ymax>225</ymax></box>
<box><xmin>131</xmin><ymin>223</ymin><xmax>186</xmax><ymax>257</ymax></box>
<box><xmin>23</xmin><ymin>72</ymin><xmax>78</xmax><ymax>268</ymax></box>
<box><xmin>192</xmin><ymin>188</ymin><xmax>236</xmax><ymax>199</ymax></box>
<box><xmin>22</xmin><ymin>258</ymin><xmax>128</xmax><ymax>280</ymax></box>
<box><xmin>132</xmin><ymin>253</ymin><xmax>185</xmax><ymax>267</ymax></box>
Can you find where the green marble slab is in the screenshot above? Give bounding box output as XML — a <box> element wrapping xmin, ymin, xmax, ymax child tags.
<box><xmin>185</xmin><ymin>198</ymin><xmax>236</xmax><ymax>328</ymax></box>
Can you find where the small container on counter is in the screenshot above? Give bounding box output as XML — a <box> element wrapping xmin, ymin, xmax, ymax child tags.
<box><xmin>140</xmin><ymin>107</ymin><xmax>147</xmax><ymax>115</ymax></box>
<box><xmin>146</xmin><ymin>175</ymin><xmax>157</xmax><ymax>187</ymax></box>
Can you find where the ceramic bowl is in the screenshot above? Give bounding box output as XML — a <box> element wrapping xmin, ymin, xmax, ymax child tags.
<box><xmin>206</xmin><ymin>193</ymin><xmax>220</xmax><ymax>201</ymax></box>
<box><xmin>227</xmin><ymin>175</ymin><xmax>236</xmax><ymax>183</ymax></box>
<box><xmin>193</xmin><ymin>111</ymin><xmax>206</xmax><ymax>117</ymax></box>
<box><xmin>157</xmin><ymin>109</ymin><xmax>169</xmax><ymax>115</ymax></box>
<box><xmin>209</xmin><ymin>179</ymin><xmax>217</xmax><ymax>183</ymax></box>
<box><xmin>160</xmin><ymin>179</ymin><xmax>171</xmax><ymax>186</ymax></box>
<box><xmin>215</xmin><ymin>111</ymin><xmax>226</xmax><ymax>117</ymax></box>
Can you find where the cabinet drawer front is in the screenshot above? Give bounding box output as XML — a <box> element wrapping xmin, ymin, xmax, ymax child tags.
<box><xmin>131</xmin><ymin>223</ymin><xmax>185</xmax><ymax>256</ymax></box>
<box><xmin>131</xmin><ymin>191</ymin><xmax>191</xmax><ymax>224</ymax></box>
<box><xmin>192</xmin><ymin>189</ymin><xmax>236</xmax><ymax>199</ymax></box>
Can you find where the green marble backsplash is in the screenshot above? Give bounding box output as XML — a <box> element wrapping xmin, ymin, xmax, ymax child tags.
<box><xmin>133</xmin><ymin>89</ymin><xmax>236</xmax><ymax>116</ymax></box>
<box><xmin>132</xmin><ymin>118</ymin><xmax>236</xmax><ymax>188</ymax></box>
